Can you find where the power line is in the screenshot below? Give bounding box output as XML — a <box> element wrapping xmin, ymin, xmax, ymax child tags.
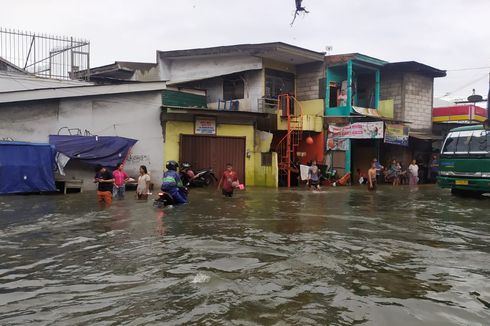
<box><xmin>446</xmin><ymin>66</ymin><xmax>490</xmax><ymax>72</ymax></box>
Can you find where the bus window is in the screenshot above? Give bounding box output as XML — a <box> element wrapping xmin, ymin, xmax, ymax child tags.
<box><xmin>442</xmin><ymin>132</ymin><xmax>458</xmax><ymax>153</ymax></box>
<box><xmin>455</xmin><ymin>131</ymin><xmax>473</xmax><ymax>153</ymax></box>
<box><xmin>468</xmin><ymin>130</ymin><xmax>489</xmax><ymax>153</ymax></box>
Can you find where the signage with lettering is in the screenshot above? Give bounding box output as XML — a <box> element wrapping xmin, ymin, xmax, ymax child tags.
<box><xmin>195</xmin><ymin>117</ymin><xmax>216</xmax><ymax>135</ymax></box>
<box><xmin>328</xmin><ymin>121</ymin><xmax>384</xmax><ymax>139</ymax></box>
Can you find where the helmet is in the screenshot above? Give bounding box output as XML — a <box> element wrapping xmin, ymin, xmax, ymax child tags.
<box><xmin>181</xmin><ymin>162</ymin><xmax>191</xmax><ymax>169</ymax></box>
<box><xmin>166</xmin><ymin>160</ymin><xmax>179</xmax><ymax>171</ymax></box>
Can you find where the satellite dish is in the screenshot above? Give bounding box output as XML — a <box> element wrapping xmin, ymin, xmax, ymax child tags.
<box><xmin>467</xmin><ymin>94</ymin><xmax>483</xmax><ymax>102</ymax></box>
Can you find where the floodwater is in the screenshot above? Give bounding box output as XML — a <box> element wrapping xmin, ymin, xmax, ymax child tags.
<box><xmin>0</xmin><ymin>186</ymin><xmax>489</xmax><ymax>325</ymax></box>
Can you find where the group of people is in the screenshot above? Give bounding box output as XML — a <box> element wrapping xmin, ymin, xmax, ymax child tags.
<box><xmin>94</xmin><ymin>160</ymin><xmax>240</xmax><ymax>207</ymax></box>
<box><xmin>94</xmin><ymin>163</ymin><xmax>152</xmax><ymax>206</ymax></box>
<box><xmin>366</xmin><ymin>155</ymin><xmax>439</xmax><ymax>191</ymax></box>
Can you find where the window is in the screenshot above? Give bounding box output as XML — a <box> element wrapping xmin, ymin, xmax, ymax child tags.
<box><xmin>468</xmin><ymin>130</ymin><xmax>489</xmax><ymax>153</ymax></box>
<box><xmin>223</xmin><ymin>75</ymin><xmax>244</xmax><ymax>101</ymax></box>
<box><xmin>442</xmin><ymin>132</ymin><xmax>458</xmax><ymax>153</ymax></box>
<box><xmin>261</xmin><ymin>153</ymin><xmax>272</xmax><ymax>166</ymax></box>
<box><xmin>455</xmin><ymin>132</ymin><xmax>472</xmax><ymax>153</ymax></box>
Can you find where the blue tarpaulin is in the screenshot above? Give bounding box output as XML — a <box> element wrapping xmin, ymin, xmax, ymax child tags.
<box><xmin>0</xmin><ymin>142</ymin><xmax>57</xmax><ymax>194</ymax></box>
<box><xmin>48</xmin><ymin>135</ymin><xmax>137</xmax><ymax>167</ymax></box>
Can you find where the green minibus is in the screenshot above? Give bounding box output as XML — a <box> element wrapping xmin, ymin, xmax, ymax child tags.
<box><xmin>438</xmin><ymin>124</ymin><xmax>490</xmax><ymax>195</ymax></box>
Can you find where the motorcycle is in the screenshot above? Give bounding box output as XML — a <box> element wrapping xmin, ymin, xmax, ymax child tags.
<box><xmin>180</xmin><ymin>164</ymin><xmax>218</xmax><ymax>187</ymax></box>
<box><xmin>153</xmin><ymin>192</ymin><xmax>175</xmax><ymax>208</ymax></box>
<box><xmin>153</xmin><ymin>187</ymin><xmax>189</xmax><ymax>208</ymax></box>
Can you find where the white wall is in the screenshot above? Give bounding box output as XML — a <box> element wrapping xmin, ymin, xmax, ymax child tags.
<box><xmin>159</xmin><ymin>55</ymin><xmax>263</xmax><ymax>84</ymax></box>
<box><xmin>0</xmin><ymin>91</ymin><xmax>164</xmax><ymax>190</ymax></box>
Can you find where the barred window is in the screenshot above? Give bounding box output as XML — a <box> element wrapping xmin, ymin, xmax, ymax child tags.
<box><xmin>261</xmin><ymin>152</ymin><xmax>272</xmax><ymax>166</ymax></box>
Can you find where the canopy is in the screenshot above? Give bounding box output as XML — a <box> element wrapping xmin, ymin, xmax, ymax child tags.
<box><xmin>49</xmin><ymin>135</ymin><xmax>137</xmax><ymax>167</ymax></box>
<box><xmin>0</xmin><ymin>141</ymin><xmax>56</xmax><ymax>194</ymax></box>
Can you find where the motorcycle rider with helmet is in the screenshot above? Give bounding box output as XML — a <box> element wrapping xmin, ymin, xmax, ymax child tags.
<box><xmin>161</xmin><ymin>160</ymin><xmax>188</xmax><ymax>204</ymax></box>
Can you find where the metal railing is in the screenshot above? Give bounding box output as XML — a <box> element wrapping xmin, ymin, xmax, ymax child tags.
<box><xmin>0</xmin><ymin>27</ymin><xmax>90</xmax><ymax>80</ymax></box>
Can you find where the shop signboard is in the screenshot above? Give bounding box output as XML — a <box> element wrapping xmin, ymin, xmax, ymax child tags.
<box><xmin>195</xmin><ymin>117</ymin><xmax>216</xmax><ymax>135</ymax></box>
<box><xmin>328</xmin><ymin>121</ymin><xmax>384</xmax><ymax>139</ymax></box>
<box><xmin>384</xmin><ymin>123</ymin><xmax>409</xmax><ymax>146</ymax></box>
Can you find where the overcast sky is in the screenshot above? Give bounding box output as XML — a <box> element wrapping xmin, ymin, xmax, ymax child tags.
<box><xmin>1</xmin><ymin>0</ymin><xmax>489</xmax><ymax>103</ymax></box>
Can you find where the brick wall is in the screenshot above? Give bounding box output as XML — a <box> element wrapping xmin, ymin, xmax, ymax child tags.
<box><xmin>381</xmin><ymin>71</ymin><xmax>434</xmax><ymax>131</ymax></box>
<box><xmin>403</xmin><ymin>73</ymin><xmax>433</xmax><ymax>131</ymax></box>
<box><xmin>380</xmin><ymin>72</ymin><xmax>403</xmax><ymax>121</ymax></box>
<box><xmin>296</xmin><ymin>62</ymin><xmax>324</xmax><ymax>101</ymax></box>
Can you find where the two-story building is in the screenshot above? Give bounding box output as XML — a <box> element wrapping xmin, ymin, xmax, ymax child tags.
<box><xmin>324</xmin><ymin>53</ymin><xmax>446</xmax><ymax>182</ymax></box>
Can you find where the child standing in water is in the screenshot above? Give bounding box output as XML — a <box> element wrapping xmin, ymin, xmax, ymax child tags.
<box><xmin>218</xmin><ymin>163</ymin><xmax>239</xmax><ymax>197</ymax></box>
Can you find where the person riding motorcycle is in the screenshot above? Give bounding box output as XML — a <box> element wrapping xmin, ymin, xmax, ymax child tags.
<box><xmin>161</xmin><ymin>160</ymin><xmax>188</xmax><ymax>204</ymax></box>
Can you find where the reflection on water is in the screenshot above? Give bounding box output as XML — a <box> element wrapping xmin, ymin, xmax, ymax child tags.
<box><xmin>1</xmin><ymin>186</ymin><xmax>489</xmax><ymax>325</ymax></box>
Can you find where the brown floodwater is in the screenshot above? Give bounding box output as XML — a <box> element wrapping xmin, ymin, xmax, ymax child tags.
<box><xmin>0</xmin><ymin>185</ymin><xmax>489</xmax><ymax>325</ymax></box>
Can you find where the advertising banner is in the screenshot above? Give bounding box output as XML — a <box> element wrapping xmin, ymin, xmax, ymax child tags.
<box><xmin>384</xmin><ymin>123</ymin><xmax>409</xmax><ymax>146</ymax></box>
<box><xmin>328</xmin><ymin>121</ymin><xmax>384</xmax><ymax>139</ymax></box>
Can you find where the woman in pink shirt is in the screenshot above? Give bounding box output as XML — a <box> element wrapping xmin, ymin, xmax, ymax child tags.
<box><xmin>113</xmin><ymin>162</ymin><xmax>129</xmax><ymax>200</ymax></box>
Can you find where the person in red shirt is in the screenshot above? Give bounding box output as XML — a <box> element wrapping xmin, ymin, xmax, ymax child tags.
<box><xmin>112</xmin><ymin>162</ymin><xmax>129</xmax><ymax>200</ymax></box>
<box><xmin>217</xmin><ymin>163</ymin><xmax>239</xmax><ymax>197</ymax></box>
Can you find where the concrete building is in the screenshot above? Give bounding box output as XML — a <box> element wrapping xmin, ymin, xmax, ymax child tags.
<box><xmin>0</xmin><ymin>68</ymin><xmax>203</xmax><ymax>191</ymax></box>
<box><xmin>324</xmin><ymin>54</ymin><xmax>446</xmax><ymax>182</ymax></box>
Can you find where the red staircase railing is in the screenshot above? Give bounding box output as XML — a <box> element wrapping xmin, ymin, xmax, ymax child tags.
<box><xmin>275</xmin><ymin>94</ymin><xmax>303</xmax><ymax>188</ymax></box>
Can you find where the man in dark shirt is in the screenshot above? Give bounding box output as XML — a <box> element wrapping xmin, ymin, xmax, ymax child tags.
<box><xmin>94</xmin><ymin>164</ymin><xmax>114</xmax><ymax>206</ymax></box>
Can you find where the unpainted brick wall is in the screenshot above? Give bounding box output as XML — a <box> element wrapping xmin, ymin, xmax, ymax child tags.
<box><xmin>296</xmin><ymin>62</ymin><xmax>324</xmax><ymax>101</ymax></box>
<box><xmin>403</xmin><ymin>73</ymin><xmax>433</xmax><ymax>131</ymax></box>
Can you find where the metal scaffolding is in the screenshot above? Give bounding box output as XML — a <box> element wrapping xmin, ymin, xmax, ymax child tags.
<box><xmin>0</xmin><ymin>27</ymin><xmax>90</xmax><ymax>80</ymax></box>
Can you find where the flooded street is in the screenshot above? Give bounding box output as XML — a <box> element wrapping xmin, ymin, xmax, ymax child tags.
<box><xmin>1</xmin><ymin>186</ymin><xmax>489</xmax><ymax>325</ymax></box>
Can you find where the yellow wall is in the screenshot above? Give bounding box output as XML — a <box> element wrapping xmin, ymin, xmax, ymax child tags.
<box><xmin>253</xmin><ymin>152</ymin><xmax>278</xmax><ymax>188</ymax></box>
<box><xmin>299</xmin><ymin>99</ymin><xmax>324</xmax><ymax>116</ymax></box>
<box><xmin>379</xmin><ymin>99</ymin><xmax>394</xmax><ymax>119</ymax></box>
<box><xmin>164</xmin><ymin>121</ymin><xmax>194</xmax><ymax>162</ymax></box>
<box><xmin>164</xmin><ymin>121</ymin><xmax>278</xmax><ymax>187</ymax></box>
<box><xmin>276</xmin><ymin>99</ymin><xmax>324</xmax><ymax>132</ymax></box>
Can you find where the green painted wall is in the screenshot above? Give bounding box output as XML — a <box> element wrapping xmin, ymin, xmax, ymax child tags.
<box><xmin>162</xmin><ymin>90</ymin><xmax>207</xmax><ymax>108</ymax></box>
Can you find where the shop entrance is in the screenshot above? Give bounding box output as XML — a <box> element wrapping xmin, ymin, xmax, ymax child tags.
<box><xmin>351</xmin><ymin>139</ymin><xmax>377</xmax><ymax>179</ymax></box>
<box><xmin>180</xmin><ymin>135</ymin><xmax>246</xmax><ymax>184</ymax></box>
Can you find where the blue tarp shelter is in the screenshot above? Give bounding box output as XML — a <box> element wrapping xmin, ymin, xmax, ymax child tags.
<box><xmin>48</xmin><ymin>135</ymin><xmax>137</xmax><ymax>167</ymax></box>
<box><xmin>0</xmin><ymin>142</ymin><xmax>57</xmax><ymax>194</ymax></box>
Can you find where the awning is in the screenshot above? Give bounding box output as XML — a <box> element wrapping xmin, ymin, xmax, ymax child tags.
<box><xmin>409</xmin><ymin>132</ymin><xmax>443</xmax><ymax>140</ymax></box>
<box><xmin>49</xmin><ymin>135</ymin><xmax>137</xmax><ymax>167</ymax></box>
<box><xmin>352</xmin><ymin>106</ymin><xmax>382</xmax><ymax>118</ymax></box>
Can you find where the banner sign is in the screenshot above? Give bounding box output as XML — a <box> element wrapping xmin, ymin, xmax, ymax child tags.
<box><xmin>326</xmin><ymin>137</ymin><xmax>349</xmax><ymax>151</ymax></box>
<box><xmin>195</xmin><ymin>117</ymin><xmax>216</xmax><ymax>135</ymax></box>
<box><xmin>384</xmin><ymin>123</ymin><xmax>409</xmax><ymax>146</ymax></box>
<box><xmin>328</xmin><ymin>121</ymin><xmax>384</xmax><ymax>139</ymax></box>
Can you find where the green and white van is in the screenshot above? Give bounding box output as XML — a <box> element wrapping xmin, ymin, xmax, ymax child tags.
<box><xmin>438</xmin><ymin>125</ymin><xmax>490</xmax><ymax>195</ymax></box>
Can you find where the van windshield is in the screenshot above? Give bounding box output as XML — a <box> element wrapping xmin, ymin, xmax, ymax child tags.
<box><xmin>442</xmin><ymin>130</ymin><xmax>489</xmax><ymax>156</ymax></box>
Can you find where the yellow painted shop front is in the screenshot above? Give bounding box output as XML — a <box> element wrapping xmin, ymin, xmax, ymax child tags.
<box><xmin>162</xmin><ymin>107</ymin><xmax>278</xmax><ymax>187</ymax></box>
